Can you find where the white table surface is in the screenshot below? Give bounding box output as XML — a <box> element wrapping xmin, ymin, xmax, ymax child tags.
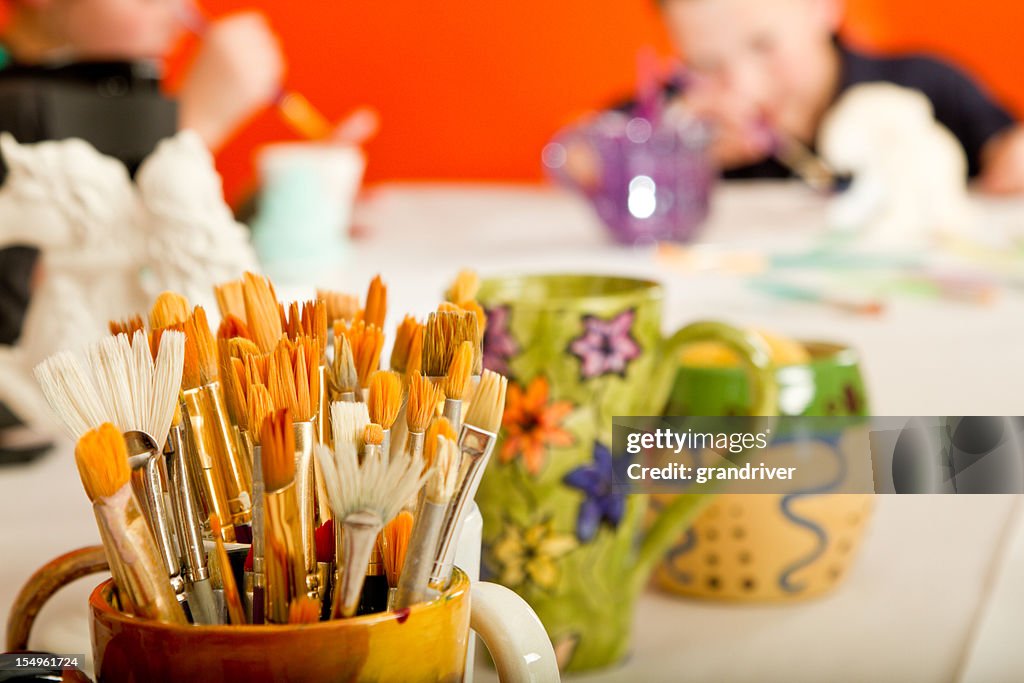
<box><xmin>2</xmin><ymin>181</ymin><xmax>1024</xmax><ymax>682</ymax></box>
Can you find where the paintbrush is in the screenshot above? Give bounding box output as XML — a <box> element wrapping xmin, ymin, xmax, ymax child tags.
<box><xmin>242</xmin><ymin>272</ymin><xmax>284</xmax><ymax>354</ymax></box>
<box><xmin>108</xmin><ymin>314</ymin><xmax>145</xmax><ymax>338</ymax></box>
<box><xmin>431</xmin><ymin>370</ymin><xmax>507</xmax><ymax>589</ymax></box>
<box><xmin>396</xmin><ymin>434</ymin><xmax>459</xmax><ymax>608</ymax></box>
<box><xmin>74</xmin><ymin>423</ymin><xmax>186</xmax><ymax>623</ymax></box>
<box><xmin>149</xmin><ymin>291</ymin><xmax>191</xmax><ymax>331</ymax></box>
<box><xmin>215</xmin><ymin>279</ymin><xmax>247</xmax><ymax>324</ymax></box>
<box><xmin>423</xmin><ymin>310</ymin><xmax>482</xmax><ymax>381</ymax></box>
<box><xmin>390</xmin><ymin>316</ymin><xmax>424</xmax><ymax>376</ymax></box>
<box><xmin>329</xmin><ymin>334</ymin><xmax>359</xmax><ymax>402</ymax></box>
<box><xmin>326</xmin><ymin>400</ymin><xmax>370</xmax><ymax>608</ymax></box>
<box><xmin>359</xmin><ymin>424</ymin><xmax>390</xmax><ymax>615</ymax></box>
<box><xmin>335</xmin><ymin>320</ymin><xmax>385</xmax><ymax>398</ymax></box>
<box><xmin>217</xmin><ymin>314</ymin><xmax>251</xmax><ymax>343</ymax></box>
<box><xmin>379</xmin><ymin>510</ymin><xmax>413</xmax><ymax>609</ymax></box>
<box><xmin>316</xmin><ymin>401</ymin><xmax>429</xmax><ymax>618</ymax></box>
<box><xmin>179</xmin><ymin>307</ymin><xmax>253</xmax><ymax>540</ymax></box>
<box><xmin>404</xmin><ymin>373</ymin><xmax>443</xmax><ymax>461</ymax></box>
<box><xmin>36</xmin><ymin>331</ymin><xmax>188</xmax><ymax>604</ymax></box>
<box><xmin>210</xmin><ymin>513</ymin><xmax>246</xmax><ymax>625</ymax></box>
<box><xmin>445</xmin><ymin>270</ymin><xmax>480</xmax><ymax>306</ymax></box>
<box><xmin>314</xmin><ymin>520</ymin><xmax>335</xmax><ymax>620</ymax></box>
<box><xmin>287</xmin><ymin>596</ymin><xmax>321</xmax><ymax>625</ymax></box>
<box><xmin>442</xmin><ymin>341</ymin><xmax>473</xmax><ymax>434</ymax></box>
<box><xmin>749</xmin><ymin>279</ymin><xmax>885</xmax><ymax>317</ymax></box>
<box><xmin>91</xmin><ymin>330</ymin><xmax>187</xmax><ymax>604</ymax></box>
<box><xmin>268</xmin><ymin>337</ymin><xmax>321</xmax><ymax>600</ymax></box>
<box><xmin>362</xmin><ymin>275</ymin><xmax>387</xmax><ymax>330</ymax></box>
<box><xmin>368</xmin><ymin>371</ymin><xmax>402</xmax><ymax>458</ymax></box>
<box><xmin>260</xmin><ymin>408</ymin><xmax>307</xmax><ymax>624</ymax></box>
<box><xmin>245</xmin><ymin>382</ymin><xmax>274</xmax><ymax>625</ymax></box>
<box><xmin>317</xmin><ymin>289</ymin><xmax>360</xmax><ymax>326</ymax></box>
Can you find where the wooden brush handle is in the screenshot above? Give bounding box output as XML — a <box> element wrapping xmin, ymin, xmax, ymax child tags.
<box><xmin>5</xmin><ymin>546</ymin><xmax>109</xmax><ymax>651</ymax></box>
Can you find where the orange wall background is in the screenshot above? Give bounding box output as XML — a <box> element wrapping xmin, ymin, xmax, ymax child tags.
<box><xmin>154</xmin><ymin>1</ymin><xmax>1024</xmax><ymax>200</ymax></box>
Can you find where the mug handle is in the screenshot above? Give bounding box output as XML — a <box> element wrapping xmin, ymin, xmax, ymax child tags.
<box><xmin>633</xmin><ymin>321</ymin><xmax>780</xmax><ymax>590</ymax></box>
<box><xmin>5</xmin><ymin>546</ymin><xmax>109</xmax><ymax>652</ymax></box>
<box><xmin>470</xmin><ymin>581</ymin><xmax>560</xmax><ymax>682</ymax></box>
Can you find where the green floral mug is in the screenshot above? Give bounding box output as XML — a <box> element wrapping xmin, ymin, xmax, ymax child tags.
<box><xmin>475</xmin><ymin>274</ymin><xmax>778</xmax><ymax>673</ymax></box>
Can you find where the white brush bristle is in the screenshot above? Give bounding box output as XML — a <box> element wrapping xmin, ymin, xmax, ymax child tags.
<box><xmin>426</xmin><ymin>436</ymin><xmax>461</xmax><ymax>503</ymax></box>
<box><xmin>317</xmin><ymin>400</ymin><xmax>428</xmax><ymax>522</ymax></box>
<box><xmin>34</xmin><ymin>351</ymin><xmax>109</xmax><ymax>440</ymax></box>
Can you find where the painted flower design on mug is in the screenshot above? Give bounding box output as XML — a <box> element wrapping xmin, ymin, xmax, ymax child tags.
<box><xmin>482</xmin><ymin>305</ymin><xmax>518</xmax><ymax>377</ymax></box>
<box><xmin>568</xmin><ymin>309</ymin><xmax>641</xmax><ymax>380</ymax></box>
<box><xmin>501</xmin><ymin>376</ymin><xmax>574</xmax><ymax>476</ymax></box>
<box><xmin>563</xmin><ymin>442</ymin><xmax>629</xmax><ymax>542</ymax></box>
<box><xmin>490</xmin><ymin>520</ymin><xmax>577</xmax><ymax>590</ymax></box>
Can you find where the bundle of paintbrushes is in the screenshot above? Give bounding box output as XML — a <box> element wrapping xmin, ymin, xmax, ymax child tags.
<box><xmin>35</xmin><ymin>269</ymin><xmax>508</xmax><ymax>626</ymax></box>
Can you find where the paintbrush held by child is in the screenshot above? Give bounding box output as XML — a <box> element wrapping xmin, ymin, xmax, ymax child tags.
<box><xmin>34</xmin><ymin>269</ymin><xmax>509</xmax><ymax>626</ymax></box>
<box><xmin>654</xmin><ymin>0</ymin><xmax>1024</xmax><ymax>193</ymax></box>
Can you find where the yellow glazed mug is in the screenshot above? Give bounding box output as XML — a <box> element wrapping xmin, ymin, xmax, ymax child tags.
<box><xmin>7</xmin><ymin>546</ymin><xmax>559</xmax><ymax>682</ymax></box>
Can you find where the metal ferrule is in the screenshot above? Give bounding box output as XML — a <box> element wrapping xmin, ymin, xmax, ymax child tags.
<box><xmin>430</xmin><ymin>424</ymin><xmax>497</xmax><ymax>588</ymax></box>
<box><xmin>333</xmin><ymin>511</ymin><xmax>381</xmax><ymax>619</ymax></box>
<box><xmin>443</xmin><ymin>398</ymin><xmax>462</xmax><ymax>434</ymax></box>
<box><xmin>263</xmin><ymin>482</ymin><xmax>306</xmax><ymax>624</ymax></box>
<box><xmin>181</xmin><ymin>387</ymin><xmax>237</xmax><ymax>541</ymax></box>
<box><xmin>94</xmin><ymin>486</ymin><xmax>187</xmax><ymax>624</ymax></box>
<box><xmin>293</xmin><ymin>420</ymin><xmax>318</xmax><ymax>598</ymax></box>
<box><xmin>190</xmin><ymin>382</ymin><xmax>253</xmax><ymax>527</ymax></box>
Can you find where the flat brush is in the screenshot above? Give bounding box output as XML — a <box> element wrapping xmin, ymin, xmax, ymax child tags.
<box><xmin>317</xmin><ymin>289</ymin><xmax>360</xmax><ymax>326</ymax></box>
<box><xmin>261</xmin><ymin>408</ymin><xmax>307</xmax><ymax>624</ymax></box>
<box><xmin>405</xmin><ymin>372</ymin><xmax>443</xmax><ymax>461</ymax></box>
<box><xmin>359</xmin><ymin>424</ymin><xmax>389</xmax><ymax>616</ymax></box>
<box><xmin>242</xmin><ymin>271</ymin><xmax>284</xmax><ymax>354</ymax></box>
<box><xmin>214</xmin><ymin>279</ymin><xmax>247</xmax><ymax>324</ymax></box>
<box><xmin>246</xmin><ymin>382</ymin><xmax>275</xmax><ymax>625</ymax></box>
<box><xmin>431</xmin><ymin>370</ymin><xmax>507</xmax><ymax>589</ymax></box>
<box><xmin>149</xmin><ymin>291</ymin><xmax>190</xmax><ymax>331</ymax></box>
<box><xmin>445</xmin><ymin>270</ymin><xmax>480</xmax><ymax>306</ymax></box>
<box><xmin>396</xmin><ymin>435</ymin><xmax>459</xmax><ymax>608</ymax></box>
<box><xmin>317</xmin><ymin>401</ymin><xmax>428</xmax><ymax>618</ymax></box>
<box><xmin>442</xmin><ymin>341</ymin><xmax>473</xmax><ymax>434</ymax></box>
<box><xmin>362</xmin><ymin>275</ymin><xmax>387</xmax><ymax>330</ymax></box>
<box><xmin>422</xmin><ymin>310</ymin><xmax>482</xmax><ymax>380</ymax></box>
<box><xmin>327</xmin><ymin>401</ymin><xmax>369</xmax><ymax>606</ymax></box>
<box><xmin>181</xmin><ymin>307</ymin><xmax>253</xmax><ymax>538</ymax></box>
<box><xmin>329</xmin><ymin>334</ymin><xmax>359</xmax><ymax>402</ymax></box>
<box><xmin>217</xmin><ymin>315</ymin><xmax>251</xmax><ymax>342</ymax></box>
<box><xmin>390</xmin><ymin>316</ymin><xmax>423</xmax><ymax>375</ymax></box>
<box><xmin>210</xmin><ymin>514</ymin><xmax>246</xmax><ymax>625</ymax></box>
<box><xmin>379</xmin><ymin>510</ymin><xmax>413</xmax><ymax>609</ymax></box>
<box><xmin>75</xmin><ymin>423</ymin><xmax>186</xmax><ymax>624</ymax></box>
<box><xmin>108</xmin><ymin>314</ymin><xmax>145</xmax><ymax>338</ymax></box>
<box><xmin>368</xmin><ymin>371</ymin><xmax>402</xmax><ymax>457</ymax></box>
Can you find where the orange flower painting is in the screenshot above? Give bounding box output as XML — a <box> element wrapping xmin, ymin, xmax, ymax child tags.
<box><xmin>500</xmin><ymin>376</ymin><xmax>575</xmax><ymax>475</ymax></box>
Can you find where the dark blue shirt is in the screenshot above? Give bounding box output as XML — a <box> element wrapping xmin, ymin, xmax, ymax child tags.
<box><xmin>723</xmin><ymin>41</ymin><xmax>1015</xmax><ymax>180</ymax></box>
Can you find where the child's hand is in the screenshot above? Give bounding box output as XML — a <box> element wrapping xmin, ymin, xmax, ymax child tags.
<box><xmin>178</xmin><ymin>12</ymin><xmax>285</xmax><ymax>150</ymax></box>
<box><xmin>680</xmin><ymin>79</ymin><xmax>775</xmax><ymax>170</ymax></box>
<box><xmin>979</xmin><ymin>127</ymin><xmax>1024</xmax><ymax>195</ymax></box>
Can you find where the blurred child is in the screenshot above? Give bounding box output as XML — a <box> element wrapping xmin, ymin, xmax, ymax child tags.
<box><xmin>658</xmin><ymin>0</ymin><xmax>1024</xmax><ymax>194</ymax></box>
<box><xmin>0</xmin><ymin>0</ymin><xmax>284</xmax><ymax>457</ymax></box>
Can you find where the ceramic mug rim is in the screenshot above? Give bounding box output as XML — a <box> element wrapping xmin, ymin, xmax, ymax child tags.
<box><xmin>89</xmin><ymin>567</ymin><xmax>470</xmax><ymax>635</ymax></box>
<box><xmin>478</xmin><ymin>273</ymin><xmax>663</xmax><ymax>311</ymax></box>
<box><xmin>678</xmin><ymin>340</ymin><xmax>859</xmax><ymax>378</ymax></box>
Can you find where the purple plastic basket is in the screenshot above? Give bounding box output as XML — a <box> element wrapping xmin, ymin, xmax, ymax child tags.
<box><xmin>544</xmin><ymin>111</ymin><xmax>715</xmax><ymax>245</ymax></box>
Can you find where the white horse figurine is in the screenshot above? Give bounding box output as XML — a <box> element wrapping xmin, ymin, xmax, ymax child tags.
<box><xmin>0</xmin><ymin>131</ymin><xmax>257</xmax><ymax>433</ymax></box>
<box><xmin>818</xmin><ymin>83</ymin><xmax>974</xmax><ymax>250</ymax></box>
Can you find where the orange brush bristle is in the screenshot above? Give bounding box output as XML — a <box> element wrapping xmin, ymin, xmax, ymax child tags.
<box><xmin>423</xmin><ymin>417</ymin><xmax>457</xmax><ymax>469</ymax></box>
<box><xmin>317</xmin><ymin>289</ymin><xmax>360</xmax><ymax>325</ymax></box>
<box><xmin>246</xmin><ymin>383</ymin><xmax>274</xmax><ymax>445</ymax></box>
<box><xmin>368</xmin><ymin>371</ymin><xmax>402</xmax><ymax>430</ymax></box>
<box><xmin>287</xmin><ymin>596</ymin><xmax>321</xmax><ymax>624</ymax></box>
<box><xmin>444</xmin><ymin>341</ymin><xmax>473</xmax><ymax>401</ymax></box>
<box><xmin>217</xmin><ymin>315</ymin><xmax>251</xmax><ymax>342</ymax></box>
<box><xmin>149</xmin><ymin>292</ymin><xmax>190</xmax><ymax>330</ymax></box>
<box><xmin>74</xmin><ymin>423</ymin><xmax>130</xmax><ymax>502</ymax></box>
<box><xmin>243</xmin><ymin>272</ymin><xmax>283</xmax><ymax>353</ymax></box>
<box><xmin>215</xmin><ymin>280</ymin><xmax>247</xmax><ymax>323</ymax></box>
<box><xmin>445</xmin><ymin>269</ymin><xmax>480</xmax><ymax>305</ymax></box>
<box><xmin>390</xmin><ymin>316</ymin><xmax>423</xmax><ymax>374</ymax></box>
<box><xmin>336</xmin><ymin>320</ymin><xmax>384</xmax><ymax>390</ymax></box>
<box><xmin>109</xmin><ymin>315</ymin><xmax>144</xmax><ymax>338</ymax></box>
<box><xmin>406</xmin><ymin>372</ymin><xmax>443</xmax><ymax>434</ymax></box>
<box><xmin>363</xmin><ymin>275</ymin><xmax>387</xmax><ymax>330</ymax></box>
<box><xmin>261</xmin><ymin>408</ymin><xmax>296</xmax><ymax>491</ymax></box>
<box><xmin>379</xmin><ymin>510</ymin><xmax>413</xmax><ymax>588</ymax></box>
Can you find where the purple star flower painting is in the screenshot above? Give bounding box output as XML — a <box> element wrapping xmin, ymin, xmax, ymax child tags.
<box><xmin>563</xmin><ymin>442</ymin><xmax>630</xmax><ymax>543</ymax></box>
<box><xmin>483</xmin><ymin>305</ymin><xmax>518</xmax><ymax>377</ymax></box>
<box><xmin>568</xmin><ymin>310</ymin><xmax>641</xmax><ymax>380</ymax></box>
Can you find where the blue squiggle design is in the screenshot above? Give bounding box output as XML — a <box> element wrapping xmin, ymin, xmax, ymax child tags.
<box><xmin>777</xmin><ymin>433</ymin><xmax>846</xmax><ymax>593</ymax></box>
<box><xmin>663</xmin><ymin>526</ymin><xmax>698</xmax><ymax>585</ymax></box>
